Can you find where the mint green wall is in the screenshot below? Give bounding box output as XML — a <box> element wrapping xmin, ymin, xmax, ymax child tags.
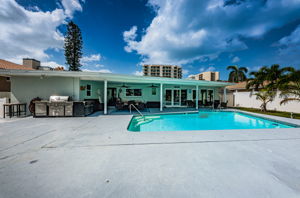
<box><xmin>79</xmin><ymin>80</ymin><xmax>221</xmax><ymax>103</ymax></box>
<box><xmin>11</xmin><ymin>76</ymin><xmax>80</xmax><ymax>114</ymax></box>
<box><xmin>79</xmin><ymin>80</ymin><xmax>104</xmax><ymax>101</ymax></box>
<box><xmin>110</xmin><ymin>84</ymin><xmax>160</xmax><ymax>102</ymax></box>
<box><xmin>108</xmin><ymin>83</ymin><xmax>220</xmax><ymax>102</ymax></box>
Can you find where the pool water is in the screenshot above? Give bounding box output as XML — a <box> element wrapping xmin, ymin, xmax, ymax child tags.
<box><xmin>128</xmin><ymin>111</ymin><xmax>296</xmax><ymax>132</ymax></box>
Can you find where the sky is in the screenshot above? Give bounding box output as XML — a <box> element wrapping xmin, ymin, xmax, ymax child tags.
<box><xmin>1</xmin><ymin>0</ymin><xmax>300</xmax><ymax>80</ymax></box>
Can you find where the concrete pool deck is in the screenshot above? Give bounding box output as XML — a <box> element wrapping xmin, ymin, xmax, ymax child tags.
<box><xmin>1</xmin><ymin>111</ymin><xmax>300</xmax><ymax>198</ymax></box>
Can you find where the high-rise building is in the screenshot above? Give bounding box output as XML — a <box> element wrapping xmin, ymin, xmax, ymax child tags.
<box><xmin>143</xmin><ymin>65</ymin><xmax>182</xmax><ymax>79</ymax></box>
<box><xmin>188</xmin><ymin>71</ymin><xmax>220</xmax><ymax>81</ymax></box>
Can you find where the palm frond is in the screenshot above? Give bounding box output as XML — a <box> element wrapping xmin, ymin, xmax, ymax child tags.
<box><xmin>280</xmin><ymin>98</ymin><xmax>300</xmax><ymax>105</ymax></box>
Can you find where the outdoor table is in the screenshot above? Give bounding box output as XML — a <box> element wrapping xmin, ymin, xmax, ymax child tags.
<box><xmin>3</xmin><ymin>103</ymin><xmax>27</xmax><ymax>118</ymax></box>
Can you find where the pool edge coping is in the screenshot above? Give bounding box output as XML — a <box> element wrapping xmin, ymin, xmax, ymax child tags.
<box><xmin>128</xmin><ymin>109</ymin><xmax>300</xmax><ymax>132</ymax></box>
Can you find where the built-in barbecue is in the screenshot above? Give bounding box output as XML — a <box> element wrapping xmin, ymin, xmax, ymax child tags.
<box><xmin>34</xmin><ymin>96</ymin><xmax>94</xmax><ymax>117</ymax></box>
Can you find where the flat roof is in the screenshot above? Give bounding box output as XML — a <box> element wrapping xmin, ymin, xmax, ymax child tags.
<box><xmin>0</xmin><ymin>69</ymin><xmax>234</xmax><ymax>87</ymax></box>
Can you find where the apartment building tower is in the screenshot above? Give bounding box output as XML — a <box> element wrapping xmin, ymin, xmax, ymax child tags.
<box><xmin>143</xmin><ymin>64</ymin><xmax>182</xmax><ymax>79</ymax></box>
<box><xmin>188</xmin><ymin>71</ymin><xmax>220</xmax><ymax>81</ymax></box>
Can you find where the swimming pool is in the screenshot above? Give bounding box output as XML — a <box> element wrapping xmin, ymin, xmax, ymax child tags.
<box><xmin>128</xmin><ymin>111</ymin><xmax>297</xmax><ymax>132</ymax></box>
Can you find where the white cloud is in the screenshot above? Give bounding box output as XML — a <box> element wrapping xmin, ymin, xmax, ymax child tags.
<box><xmin>81</xmin><ymin>54</ymin><xmax>102</xmax><ymax>63</ymax></box>
<box><xmin>275</xmin><ymin>25</ymin><xmax>300</xmax><ymax>66</ymax></box>
<box><xmin>182</xmin><ymin>69</ymin><xmax>189</xmax><ymax>75</ymax></box>
<box><xmin>82</xmin><ymin>68</ymin><xmax>112</xmax><ymax>73</ymax></box>
<box><xmin>123</xmin><ymin>26</ymin><xmax>138</xmax><ymax>53</ymax></box>
<box><xmin>0</xmin><ymin>0</ymin><xmax>83</xmax><ymax>63</ymax></box>
<box><xmin>42</xmin><ymin>61</ymin><xmax>65</xmax><ymax>69</ymax></box>
<box><xmin>124</xmin><ymin>0</ymin><xmax>300</xmax><ymax>65</ymax></box>
<box><xmin>95</xmin><ymin>64</ymin><xmax>104</xmax><ymax>68</ymax></box>
<box><xmin>133</xmin><ymin>70</ymin><xmax>143</xmax><ymax>76</ymax></box>
<box><xmin>232</xmin><ymin>56</ymin><xmax>240</xmax><ymax>63</ymax></box>
<box><xmin>199</xmin><ymin>66</ymin><xmax>216</xmax><ymax>72</ymax></box>
<box><xmin>61</xmin><ymin>0</ymin><xmax>83</xmax><ymax>18</ymax></box>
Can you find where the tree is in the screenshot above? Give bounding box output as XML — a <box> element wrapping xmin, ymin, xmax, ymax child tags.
<box><xmin>227</xmin><ymin>65</ymin><xmax>248</xmax><ymax>83</ymax></box>
<box><xmin>246</xmin><ymin>66</ymin><xmax>267</xmax><ymax>90</ymax></box>
<box><xmin>278</xmin><ymin>69</ymin><xmax>300</xmax><ymax>105</ymax></box>
<box><xmin>263</xmin><ymin>64</ymin><xmax>294</xmax><ymax>91</ymax></box>
<box><xmin>253</xmin><ymin>90</ymin><xmax>276</xmax><ymax>112</ymax></box>
<box><xmin>246</xmin><ymin>64</ymin><xmax>293</xmax><ymax>91</ymax></box>
<box><xmin>64</xmin><ymin>21</ymin><xmax>83</xmax><ymax>71</ymax></box>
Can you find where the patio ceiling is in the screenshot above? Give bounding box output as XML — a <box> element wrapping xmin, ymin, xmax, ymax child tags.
<box><xmin>0</xmin><ymin>69</ymin><xmax>234</xmax><ymax>87</ymax></box>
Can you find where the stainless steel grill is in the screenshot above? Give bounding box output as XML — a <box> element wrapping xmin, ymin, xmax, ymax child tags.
<box><xmin>49</xmin><ymin>96</ymin><xmax>69</xmax><ymax>102</ymax></box>
<box><xmin>48</xmin><ymin>96</ymin><xmax>73</xmax><ymax>117</ymax></box>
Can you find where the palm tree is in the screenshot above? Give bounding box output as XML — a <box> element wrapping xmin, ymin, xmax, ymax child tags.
<box><xmin>264</xmin><ymin>64</ymin><xmax>294</xmax><ymax>91</ymax></box>
<box><xmin>253</xmin><ymin>90</ymin><xmax>276</xmax><ymax>112</ymax></box>
<box><xmin>246</xmin><ymin>66</ymin><xmax>267</xmax><ymax>90</ymax></box>
<box><xmin>246</xmin><ymin>64</ymin><xmax>293</xmax><ymax>91</ymax></box>
<box><xmin>278</xmin><ymin>69</ymin><xmax>300</xmax><ymax>105</ymax></box>
<box><xmin>227</xmin><ymin>65</ymin><xmax>248</xmax><ymax>83</ymax></box>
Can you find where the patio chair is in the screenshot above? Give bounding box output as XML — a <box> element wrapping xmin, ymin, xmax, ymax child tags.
<box><xmin>115</xmin><ymin>99</ymin><xmax>125</xmax><ymax>111</ymax></box>
<box><xmin>220</xmin><ymin>101</ymin><xmax>228</xmax><ymax>108</ymax></box>
<box><xmin>137</xmin><ymin>102</ymin><xmax>145</xmax><ymax>110</ymax></box>
<box><xmin>187</xmin><ymin>100</ymin><xmax>195</xmax><ymax>108</ymax></box>
<box><xmin>213</xmin><ymin>100</ymin><xmax>220</xmax><ymax>109</ymax></box>
<box><xmin>198</xmin><ymin>100</ymin><xmax>203</xmax><ymax>107</ymax></box>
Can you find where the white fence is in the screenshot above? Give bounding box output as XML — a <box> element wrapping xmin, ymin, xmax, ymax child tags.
<box><xmin>231</xmin><ymin>91</ymin><xmax>300</xmax><ymax>113</ymax></box>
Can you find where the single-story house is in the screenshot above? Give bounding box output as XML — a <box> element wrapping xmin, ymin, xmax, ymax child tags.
<box><xmin>0</xmin><ymin>69</ymin><xmax>233</xmax><ymax>115</ymax></box>
<box><xmin>0</xmin><ymin>59</ymin><xmax>35</xmax><ymax>99</ymax></box>
<box><xmin>226</xmin><ymin>82</ymin><xmax>300</xmax><ymax>113</ymax></box>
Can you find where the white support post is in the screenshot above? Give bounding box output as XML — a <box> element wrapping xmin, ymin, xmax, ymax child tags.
<box><xmin>196</xmin><ymin>85</ymin><xmax>199</xmax><ymax>110</ymax></box>
<box><xmin>104</xmin><ymin>80</ymin><xmax>107</xmax><ymax>115</ymax></box>
<box><xmin>223</xmin><ymin>87</ymin><xmax>227</xmax><ymax>103</ymax></box>
<box><xmin>160</xmin><ymin>83</ymin><xmax>163</xmax><ymax>111</ymax></box>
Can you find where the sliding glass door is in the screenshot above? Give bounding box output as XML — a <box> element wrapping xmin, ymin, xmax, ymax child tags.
<box><xmin>181</xmin><ymin>89</ymin><xmax>187</xmax><ymax>106</ymax></box>
<box><xmin>173</xmin><ymin>89</ymin><xmax>180</xmax><ymax>106</ymax></box>
<box><xmin>164</xmin><ymin>89</ymin><xmax>188</xmax><ymax>107</ymax></box>
<box><xmin>165</xmin><ymin>89</ymin><xmax>172</xmax><ymax>106</ymax></box>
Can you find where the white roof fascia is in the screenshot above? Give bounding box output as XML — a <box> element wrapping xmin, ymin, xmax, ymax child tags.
<box><xmin>0</xmin><ymin>69</ymin><xmax>234</xmax><ymax>87</ymax></box>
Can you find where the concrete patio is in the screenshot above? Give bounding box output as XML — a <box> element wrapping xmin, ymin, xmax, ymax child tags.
<box><xmin>1</xmin><ymin>111</ymin><xmax>300</xmax><ymax>198</ymax></box>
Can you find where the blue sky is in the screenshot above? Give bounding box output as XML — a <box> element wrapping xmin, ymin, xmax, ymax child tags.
<box><xmin>1</xmin><ymin>0</ymin><xmax>300</xmax><ymax>80</ymax></box>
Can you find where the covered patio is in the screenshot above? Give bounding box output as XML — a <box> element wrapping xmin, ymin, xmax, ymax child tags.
<box><xmin>0</xmin><ymin>69</ymin><xmax>232</xmax><ymax>116</ymax></box>
<box><xmin>78</xmin><ymin>75</ymin><xmax>231</xmax><ymax>115</ymax></box>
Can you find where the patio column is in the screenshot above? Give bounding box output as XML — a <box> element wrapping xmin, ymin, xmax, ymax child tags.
<box><xmin>223</xmin><ymin>87</ymin><xmax>227</xmax><ymax>103</ymax></box>
<box><xmin>196</xmin><ymin>85</ymin><xmax>199</xmax><ymax>109</ymax></box>
<box><xmin>104</xmin><ymin>80</ymin><xmax>107</xmax><ymax>115</ymax></box>
<box><xmin>160</xmin><ymin>83</ymin><xmax>163</xmax><ymax>111</ymax></box>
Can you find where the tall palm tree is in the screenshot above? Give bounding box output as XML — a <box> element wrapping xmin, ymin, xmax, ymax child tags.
<box><xmin>278</xmin><ymin>69</ymin><xmax>300</xmax><ymax>105</ymax></box>
<box><xmin>246</xmin><ymin>66</ymin><xmax>267</xmax><ymax>90</ymax></box>
<box><xmin>246</xmin><ymin>64</ymin><xmax>293</xmax><ymax>91</ymax></box>
<box><xmin>264</xmin><ymin>64</ymin><xmax>294</xmax><ymax>91</ymax></box>
<box><xmin>227</xmin><ymin>65</ymin><xmax>248</xmax><ymax>83</ymax></box>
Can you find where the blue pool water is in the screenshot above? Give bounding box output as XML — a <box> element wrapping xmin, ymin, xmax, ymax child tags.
<box><xmin>128</xmin><ymin>111</ymin><xmax>296</xmax><ymax>132</ymax></box>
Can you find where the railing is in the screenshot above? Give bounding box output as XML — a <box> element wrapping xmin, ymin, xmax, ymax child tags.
<box><xmin>129</xmin><ymin>104</ymin><xmax>144</xmax><ymax>118</ymax></box>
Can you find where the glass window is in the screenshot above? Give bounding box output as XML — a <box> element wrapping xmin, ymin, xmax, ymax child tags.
<box><xmin>86</xmin><ymin>84</ymin><xmax>91</xmax><ymax>96</ymax></box>
<box><xmin>126</xmin><ymin>89</ymin><xmax>134</xmax><ymax>96</ymax></box>
<box><xmin>152</xmin><ymin>88</ymin><xmax>157</xmax><ymax>95</ymax></box>
<box><xmin>192</xmin><ymin>90</ymin><xmax>196</xmax><ymax>100</ymax></box>
<box><xmin>126</xmin><ymin>89</ymin><xmax>142</xmax><ymax>96</ymax></box>
<box><xmin>134</xmin><ymin>89</ymin><xmax>142</xmax><ymax>96</ymax></box>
